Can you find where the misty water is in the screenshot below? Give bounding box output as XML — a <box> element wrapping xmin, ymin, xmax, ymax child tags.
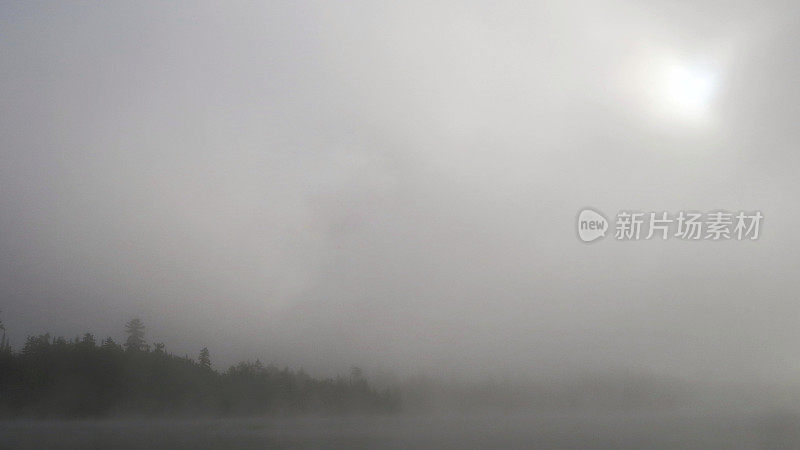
<box><xmin>2</xmin><ymin>410</ymin><xmax>800</xmax><ymax>449</ymax></box>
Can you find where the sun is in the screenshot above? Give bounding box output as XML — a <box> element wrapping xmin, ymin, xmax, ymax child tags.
<box><xmin>631</xmin><ymin>52</ymin><xmax>723</xmax><ymax>127</ymax></box>
<box><xmin>644</xmin><ymin>57</ymin><xmax>721</xmax><ymax>126</ymax></box>
<box><xmin>663</xmin><ymin>63</ymin><xmax>717</xmax><ymax>116</ymax></box>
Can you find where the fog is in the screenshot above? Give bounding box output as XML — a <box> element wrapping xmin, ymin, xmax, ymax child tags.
<box><xmin>2</xmin><ymin>0</ymin><xmax>800</xmax><ymax>388</ymax></box>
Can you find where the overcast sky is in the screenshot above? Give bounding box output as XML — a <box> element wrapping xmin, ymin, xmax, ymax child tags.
<box><xmin>2</xmin><ymin>1</ymin><xmax>800</xmax><ymax>382</ymax></box>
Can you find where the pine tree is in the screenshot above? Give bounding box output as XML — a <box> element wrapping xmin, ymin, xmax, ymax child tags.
<box><xmin>0</xmin><ymin>311</ymin><xmax>7</xmax><ymax>352</ymax></box>
<box><xmin>199</xmin><ymin>346</ymin><xmax>212</xmax><ymax>370</ymax></box>
<box><xmin>124</xmin><ymin>318</ymin><xmax>146</xmax><ymax>352</ymax></box>
<box><xmin>101</xmin><ymin>337</ymin><xmax>120</xmax><ymax>350</ymax></box>
<box><xmin>76</xmin><ymin>333</ymin><xmax>96</xmax><ymax>350</ymax></box>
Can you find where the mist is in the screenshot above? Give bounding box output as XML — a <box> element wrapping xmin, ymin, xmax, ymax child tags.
<box><xmin>2</xmin><ymin>0</ymin><xmax>800</xmax><ymax>395</ymax></box>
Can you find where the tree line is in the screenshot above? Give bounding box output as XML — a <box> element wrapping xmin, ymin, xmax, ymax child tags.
<box><xmin>0</xmin><ymin>314</ymin><xmax>398</xmax><ymax>417</ymax></box>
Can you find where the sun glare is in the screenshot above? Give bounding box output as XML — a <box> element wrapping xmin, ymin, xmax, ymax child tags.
<box><xmin>646</xmin><ymin>57</ymin><xmax>721</xmax><ymax>126</ymax></box>
<box><xmin>632</xmin><ymin>52</ymin><xmax>723</xmax><ymax>127</ymax></box>
<box><xmin>664</xmin><ymin>64</ymin><xmax>717</xmax><ymax>116</ymax></box>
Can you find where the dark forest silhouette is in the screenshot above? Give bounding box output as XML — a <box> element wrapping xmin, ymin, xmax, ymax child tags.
<box><xmin>0</xmin><ymin>314</ymin><xmax>398</xmax><ymax>418</ymax></box>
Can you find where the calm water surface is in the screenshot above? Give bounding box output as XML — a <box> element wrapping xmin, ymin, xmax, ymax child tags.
<box><xmin>2</xmin><ymin>410</ymin><xmax>799</xmax><ymax>449</ymax></box>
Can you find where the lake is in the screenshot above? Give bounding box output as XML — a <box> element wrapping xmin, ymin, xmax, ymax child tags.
<box><xmin>1</xmin><ymin>410</ymin><xmax>798</xmax><ymax>448</ymax></box>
